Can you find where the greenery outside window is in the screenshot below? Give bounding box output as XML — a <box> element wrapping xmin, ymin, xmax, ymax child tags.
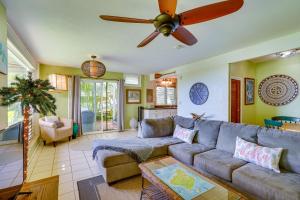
<box><xmin>7</xmin><ymin>55</ymin><xmax>29</xmax><ymax>126</ymax></box>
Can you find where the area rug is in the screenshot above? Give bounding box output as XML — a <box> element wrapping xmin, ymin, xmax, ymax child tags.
<box><xmin>77</xmin><ymin>176</ymin><xmax>104</xmax><ymax>200</ymax></box>
<box><xmin>77</xmin><ymin>175</ymin><xmax>169</xmax><ymax>200</ymax></box>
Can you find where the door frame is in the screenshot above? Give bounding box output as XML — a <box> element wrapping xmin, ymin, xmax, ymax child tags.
<box><xmin>230</xmin><ymin>77</ymin><xmax>243</xmax><ymax>123</ymax></box>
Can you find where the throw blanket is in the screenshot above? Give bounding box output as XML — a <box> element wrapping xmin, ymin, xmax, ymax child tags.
<box><xmin>92</xmin><ymin>137</ymin><xmax>182</xmax><ymax>163</ymax></box>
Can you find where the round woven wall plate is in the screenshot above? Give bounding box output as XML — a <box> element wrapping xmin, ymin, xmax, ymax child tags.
<box><xmin>258</xmin><ymin>75</ymin><xmax>299</xmax><ymax>106</ymax></box>
<box><xmin>189</xmin><ymin>82</ymin><xmax>209</xmax><ymax>105</ymax></box>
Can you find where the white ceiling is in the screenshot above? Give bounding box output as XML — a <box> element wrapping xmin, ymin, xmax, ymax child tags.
<box><xmin>2</xmin><ymin>0</ymin><xmax>300</xmax><ymax>74</ymax></box>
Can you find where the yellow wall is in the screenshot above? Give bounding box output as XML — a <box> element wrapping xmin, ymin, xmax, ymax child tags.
<box><xmin>230</xmin><ymin>54</ymin><xmax>300</xmax><ymax>126</ymax></box>
<box><xmin>255</xmin><ymin>55</ymin><xmax>300</xmax><ymax>125</ymax></box>
<box><xmin>0</xmin><ymin>2</ymin><xmax>7</xmax><ymax>127</ymax></box>
<box><xmin>39</xmin><ymin>64</ymin><xmax>150</xmax><ymax>129</ymax></box>
<box><xmin>230</xmin><ymin>61</ymin><xmax>256</xmax><ymax>124</ymax></box>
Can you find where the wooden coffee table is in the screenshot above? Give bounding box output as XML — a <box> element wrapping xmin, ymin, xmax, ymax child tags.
<box><xmin>139</xmin><ymin>157</ymin><xmax>247</xmax><ymax>200</ymax></box>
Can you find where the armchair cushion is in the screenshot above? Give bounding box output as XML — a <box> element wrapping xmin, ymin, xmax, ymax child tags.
<box><xmin>54</xmin><ymin>121</ymin><xmax>64</xmax><ymax>128</ymax></box>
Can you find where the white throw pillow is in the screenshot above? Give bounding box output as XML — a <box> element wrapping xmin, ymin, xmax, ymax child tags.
<box><xmin>173</xmin><ymin>125</ymin><xmax>196</xmax><ymax>144</ymax></box>
<box><xmin>234</xmin><ymin>137</ymin><xmax>283</xmax><ymax>173</ymax></box>
<box><xmin>45</xmin><ymin>116</ymin><xmax>59</xmax><ymax>123</ymax></box>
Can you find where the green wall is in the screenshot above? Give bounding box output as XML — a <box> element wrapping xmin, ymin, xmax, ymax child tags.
<box><xmin>230</xmin><ymin>61</ymin><xmax>256</xmax><ymax>124</ymax></box>
<box><xmin>39</xmin><ymin>64</ymin><xmax>149</xmax><ymax>129</ymax></box>
<box><xmin>230</xmin><ymin>54</ymin><xmax>300</xmax><ymax>126</ymax></box>
<box><xmin>255</xmin><ymin>55</ymin><xmax>300</xmax><ymax>125</ymax></box>
<box><xmin>0</xmin><ymin>2</ymin><xmax>7</xmax><ymax>127</ymax></box>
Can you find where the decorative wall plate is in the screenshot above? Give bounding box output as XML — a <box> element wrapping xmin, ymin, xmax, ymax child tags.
<box><xmin>189</xmin><ymin>82</ymin><xmax>209</xmax><ymax>105</ymax></box>
<box><xmin>258</xmin><ymin>75</ymin><xmax>298</xmax><ymax>106</ymax></box>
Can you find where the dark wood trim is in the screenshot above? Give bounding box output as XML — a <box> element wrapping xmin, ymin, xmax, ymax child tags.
<box><xmin>244</xmin><ymin>78</ymin><xmax>255</xmax><ymax>105</ymax></box>
<box><xmin>0</xmin><ymin>185</ymin><xmax>22</xmax><ymax>200</ymax></box>
<box><xmin>126</xmin><ymin>89</ymin><xmax>141</xmax><ymax>104</ymax></box>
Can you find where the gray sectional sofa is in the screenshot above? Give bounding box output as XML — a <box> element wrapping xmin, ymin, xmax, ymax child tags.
<box><xmin>93</xmin><ymin>116</ymin><xmax>300</xmax><ymax>200</ymax></box>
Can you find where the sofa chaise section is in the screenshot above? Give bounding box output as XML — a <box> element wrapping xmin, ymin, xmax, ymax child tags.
<box><xmin>94</xmin><ymin>136</ymin><xmax>183</xmax><ymax>183</ymax></box>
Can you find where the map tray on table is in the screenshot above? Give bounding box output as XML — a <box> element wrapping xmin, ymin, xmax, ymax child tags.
<box><xmin>139</xmin><ymin>156</ymin><xmax>246</xmax><ymax>200</ymax></box>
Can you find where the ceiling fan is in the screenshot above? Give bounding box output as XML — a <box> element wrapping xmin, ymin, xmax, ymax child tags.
<box><xmin>99</xmin><ymin>0</ymin><xmax>244</xmax><ymax>48</ymax></box>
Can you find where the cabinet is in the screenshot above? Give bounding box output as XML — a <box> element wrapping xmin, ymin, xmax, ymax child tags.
<box><xmin>143</xmin><ymin>109</ymin><xmax>177</xmax><ymax>119</ymax></box>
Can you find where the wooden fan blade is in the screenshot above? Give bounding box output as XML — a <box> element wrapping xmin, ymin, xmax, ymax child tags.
<box><xmin>100</xmin><ymin>15</ymin><xmax>153</xmax><ymax>24</ymax></box>
<box><xmin>179</xmin><ymin>0</ymin><xmax>244</xmax><ymax>26</ymax></box>
<box><xmin>172</xmin><ymin>26</ymin><xmax>197</xmax><ymax>46</ymax></box>
<box><xmin>137</xmin><ymin>31</ymin><xmax>160</xmax><ymax>48</ymax></box>
<box><xmin>158</xmin><ymin>0</ymin><xmax>177</xmax><ymax>16</ymax></box>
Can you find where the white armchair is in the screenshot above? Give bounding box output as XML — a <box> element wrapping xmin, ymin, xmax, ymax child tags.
<box><xmin>39</xmin><ymin>117</ymin><xmax>73</xmax><ymax>147</ymax></box>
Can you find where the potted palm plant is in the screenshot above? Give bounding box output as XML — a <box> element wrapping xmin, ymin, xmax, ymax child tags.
<box><xmin>0</xmin><ymin>72</ymin><xmax>56</xmax><ymax>180</ymax></box>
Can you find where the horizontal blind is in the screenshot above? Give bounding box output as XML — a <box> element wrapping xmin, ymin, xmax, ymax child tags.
<box><xmin>156</xmin><ymin>87</ymin><xmax>166</xmax><ymax>105</ymax></box>
<box><xmin>166</xmin><ymin>87</ymin><xmax>176</xmax><ymax>105</ymax></box>
<box><xmin>156</xmin><ymin>87</ymin><xmax>177</xmax><ymax>105</ymax></box>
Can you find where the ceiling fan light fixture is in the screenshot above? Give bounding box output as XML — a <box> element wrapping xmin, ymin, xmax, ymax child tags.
<box><xmin>99</xmin><ymin>0</ymin><xmax>244</xmax><ymax>47</ymax></box>
<box><xmin>81</xmin><ymin>56</ymin><xmax>106</xmax><ymax>78</ymax></box>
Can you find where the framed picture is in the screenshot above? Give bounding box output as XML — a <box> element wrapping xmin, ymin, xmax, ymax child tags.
<box><xmin>146</xmin><ymin>89</ymin><xmax>153</xmax><ymax>103</ymax></box>
<box><xmin>0</xmin><ymin>42</ymin><xmax>8</xmax><ymax>75</ymax></box>
<box><xmin>245</xmin><ymin>78</ymin><xmax>255</xmax><ymax>105</ymax></box>
<box><xmin>126</xmin><ymin>89</ymin><xmax>141</xmax><ymax>104</ymax></box>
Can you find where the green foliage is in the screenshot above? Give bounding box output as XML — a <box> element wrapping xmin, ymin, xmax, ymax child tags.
<box><xmin>0</xmin><ymin>72</ymin><xmax>57</xmax><ymax>115</ymax></box>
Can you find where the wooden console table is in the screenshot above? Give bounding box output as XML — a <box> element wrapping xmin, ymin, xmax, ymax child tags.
<box><xmin>16</xmin><ymin>176</ymin><xmax>59</xmax><ymax>200</ymax></box>
<box><xmin>281</xmin><ymin>123</ymin><xmax>300</xmax><ymax>132</ymax></box>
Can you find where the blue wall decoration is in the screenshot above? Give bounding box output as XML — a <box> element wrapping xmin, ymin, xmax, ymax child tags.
<box><xmin>189</xmin><ymin>82</ymin><xmax>209</xmax><ymax>105</ymax></box>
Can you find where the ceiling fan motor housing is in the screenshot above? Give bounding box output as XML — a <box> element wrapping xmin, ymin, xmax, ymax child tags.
<box><xmin>154</xmin><ymin>13</ymin><xmax>179</xmax><ymax>37</ymax></box>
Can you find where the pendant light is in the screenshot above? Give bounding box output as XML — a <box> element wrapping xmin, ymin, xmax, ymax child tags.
<box><xmin>81</xmin><ymin>56</ymin><xmax>106</xmax><ymax>78</ymax></box>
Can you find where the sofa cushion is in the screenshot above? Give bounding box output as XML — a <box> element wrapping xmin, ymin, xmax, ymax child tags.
<box><xmin>258</xmin><ymin>128</ymin><xmax>300</xmax><ymax>174</ymax></box>
<box><xmin>194</xmin><ymin>120</ymin><xmax>222</xmax><ymax>147</ymax></box>
<box><xmin>232</xmin><ymin>163</ymin><xmax>300</xmax><ymax>200</ymax></box>
<box><xmin>139</xmin><ymin>117</ymin><xmax>174</xmax><ymax>138</ymax></box>
<box><xmin>168</xmin><ymin>143</ymin><xmax>213</xmax><ymax>166</ymax></box>
<box><xmin>194</xmin><ymin>149</ymin><xmax>247</xmax><ymax>181</ymax></box>
<box><xmin>173</xmin><ymin>115</ymin><xmax>195</xmax><ymax>129</ymax></box>
<box><xmin>216</xmin><ymin>122</ymin><xmax>259</xmax><ymax>154</ymax></box>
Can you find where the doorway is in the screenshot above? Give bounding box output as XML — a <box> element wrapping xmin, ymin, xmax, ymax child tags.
<box><xmin>231</xmin><ymin>79</ymin><xmax>241</xmax><ymax>123</ymax></box>
<box><xmin>80</xmin><ymin>79</ymin><xmax>119</xmax><ymax>134</ymax></box>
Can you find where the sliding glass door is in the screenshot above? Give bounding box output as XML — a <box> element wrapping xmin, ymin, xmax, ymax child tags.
<box><xmin>80</xmin><ymin>79</ymin><xmax>118</xmax><ymax>134</ymax></box>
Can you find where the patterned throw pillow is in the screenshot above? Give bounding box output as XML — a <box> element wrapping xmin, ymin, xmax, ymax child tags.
<box><xmin>173</xmin><ymin>125</ymin><xmax>196</xmax><ymax>144</ymax></box>
<box><xmin>234</xmin><ymin>137</ymin><xmax>283</xmax><ymax>173</ymax></box>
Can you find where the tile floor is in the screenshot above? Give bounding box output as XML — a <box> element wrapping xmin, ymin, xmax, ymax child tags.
<box><xmin>27</xmin><ymin>131</ymin><xmax>136</xmax><ymax>200</ymax></box>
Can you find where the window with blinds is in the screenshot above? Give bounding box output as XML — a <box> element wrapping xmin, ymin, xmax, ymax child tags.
<box><xmin>156</xmin><ymin>87</ymin><xmax>177</xmax><ymax>106</ymax></box>
<box><xmin>124</xmin><ymin>74</ymin><xmax>141</xmax><ymax>87</ymax></box>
